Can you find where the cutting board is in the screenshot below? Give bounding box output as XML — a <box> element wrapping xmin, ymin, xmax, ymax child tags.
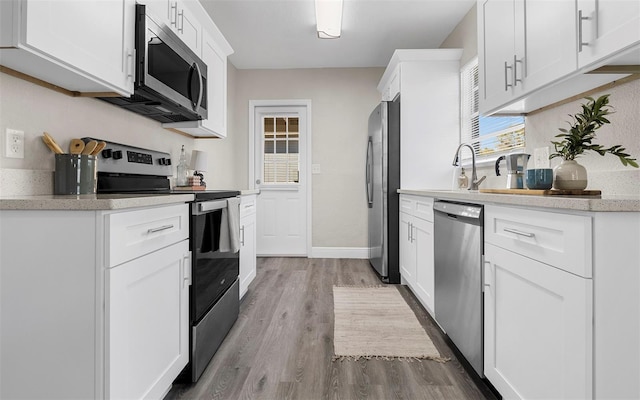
<box><xmin>479</xmin><ymin>188</ymin><xmax>602</xmax><ymax>196</ymax></box>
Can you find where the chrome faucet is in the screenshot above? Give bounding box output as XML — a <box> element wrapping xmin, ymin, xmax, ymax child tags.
<box><xmin>452</xmin><ymin>143</ymin><xmax>486</xmax><ymax>191</ymax></box>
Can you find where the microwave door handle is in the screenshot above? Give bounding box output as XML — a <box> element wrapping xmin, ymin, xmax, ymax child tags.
<box><xmin>193</xmin><ymin>62</ymin><xmax>203</xmax><ymax>112</ymax></box>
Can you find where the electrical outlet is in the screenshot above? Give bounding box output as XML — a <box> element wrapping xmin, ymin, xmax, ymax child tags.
<box><xmin>5</xmin><ymin>129</ymin><xmax>24</xmax><ymax>159</ymax></box>
<box><xmin>534</xmin><ymin>146</ymin><xmax>550</xmax><ymax>168</ymax></box>
<box><xmin>312</xmin><ymin>164</ymin><xmax>321</xmax><ymax>174</ymax></box>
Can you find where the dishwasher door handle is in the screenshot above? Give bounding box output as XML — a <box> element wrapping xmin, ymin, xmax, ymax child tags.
<box><xmin>503</xmin><ymin>227</ymin><xmax>535</xmax><ymax>238</ymax></box>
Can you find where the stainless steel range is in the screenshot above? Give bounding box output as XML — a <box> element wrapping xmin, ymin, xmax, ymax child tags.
<box><xmin>90</xmin><ymin>138</ymin><xmax>240</xmax><ymax>383</ymax></box>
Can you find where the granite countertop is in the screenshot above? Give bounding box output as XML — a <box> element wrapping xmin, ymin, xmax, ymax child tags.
<box><xmin>0</xmin><ymin>193</ymin><xmax>195</xmax><ymax>211</ymax></box>
<box><xmin>398</xmin><ymin>189</ymin><xmax>640</xmax><ymax>212</ymax></box>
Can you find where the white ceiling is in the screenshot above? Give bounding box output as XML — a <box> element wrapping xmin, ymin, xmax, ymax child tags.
<box><xmin>198</xmin><ymin>0</ymin><xmax>475</xmax><ymax>69</ymax></box>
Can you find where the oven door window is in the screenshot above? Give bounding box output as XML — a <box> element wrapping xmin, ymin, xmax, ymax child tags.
<box><xmin>191</xmin><ymin>209</ymin><xmax>239</xmax><ymax>323</ymax></box>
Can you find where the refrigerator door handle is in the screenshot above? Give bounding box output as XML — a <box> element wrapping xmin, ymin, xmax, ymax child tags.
<box><xmin>366</xmin><ymin>136</ymin><xmax>373</xmax><ymax>207</ymax></box>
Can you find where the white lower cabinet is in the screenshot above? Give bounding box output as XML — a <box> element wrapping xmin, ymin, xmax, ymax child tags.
<box><xmin>484</xmin><ymin>242</ymin><xmax>592</xmax><ymax>400</ymax></box>
<box><xmin>239</xmin><ymin>194</ymin><xmax>257</xmax><ymax>299</ymax></box>
<box><xmin>399</xmin><ymin>194</ymin><xmax>435</xmax><ymax>315</ymax></box>
<box><xmin>0</xmin><ymin>203</ymin><xmax>190</xmax><ymax>400</ymax></box>
<box><xmin>399</xmin><ymin>211</ymin><xmax>417</xmax><ymax>283</ymax></box>
<box><xmin>108</xmin><ymin>239</ymin><xmax>190</xmax><ymax>399</ymax></box>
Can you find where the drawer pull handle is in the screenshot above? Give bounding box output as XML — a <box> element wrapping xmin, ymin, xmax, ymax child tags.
<box><xmin>503</xmin><ymin>227</ymin><xmax>535</xmax><ymax>238</ymax></box>
<box><xmin>147</xmin><ymin>224</ymin><xmax>174</xmax><ymax>234</ymax></box>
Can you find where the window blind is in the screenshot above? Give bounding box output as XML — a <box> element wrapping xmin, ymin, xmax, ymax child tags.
<box><xmin>460</xmin><ymin>57</ymin><xmax>525</xmax><ymax>160</ymax></box>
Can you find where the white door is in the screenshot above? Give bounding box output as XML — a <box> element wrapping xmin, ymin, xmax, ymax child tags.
<box><xmin>252</xmin><ymin>103</ymin><xmax>309</xmax><ymax>256</ymax></box>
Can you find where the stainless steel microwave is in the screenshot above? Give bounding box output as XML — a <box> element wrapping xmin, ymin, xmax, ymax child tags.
<box><xmin>100</xmin><ymin>4</ymin><xmax>208</xmax><ymax>123</ymax></box>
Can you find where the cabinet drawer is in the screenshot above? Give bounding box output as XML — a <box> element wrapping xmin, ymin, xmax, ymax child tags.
<box><xmin>485</xmin><ymin>205</ymin><xmax>592</xmax><ymax>278</ymax></box>
<box><xmin>240</xmin><ymin>195</ymin><xmax>256</xmax><ymax>218</ymax></box>
<box><xmin>399</xmin><ymin>194</ymin><xmax>433</xmax><ymax>222</ymax></box>
<box><xmin>107</xmin><ymin>204</ymin><xmax>189</xmax><ymax>268</ymax></box>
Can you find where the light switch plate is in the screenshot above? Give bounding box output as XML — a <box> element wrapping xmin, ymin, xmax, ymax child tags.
<box><xmin>5</xmin><ymin>128</ymin><xmax>24</xmax><ymax>159</ymax></box>
<box><xmin>534</xmin><ymin>146</ymin><xmax>550</xmax><ymax>168</ymax></box>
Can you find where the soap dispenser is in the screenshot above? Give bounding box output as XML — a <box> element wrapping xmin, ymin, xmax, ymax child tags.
<box><xmin>457</xmin><ymin>168</ymin><xmax>469</xmax><ymax>189</ymax></box>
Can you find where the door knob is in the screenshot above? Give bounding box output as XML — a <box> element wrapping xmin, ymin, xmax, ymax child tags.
<box><xmin>256</xmin><ymin>179</ymin><xmax>261</xmax><ymax>184</ymax></box>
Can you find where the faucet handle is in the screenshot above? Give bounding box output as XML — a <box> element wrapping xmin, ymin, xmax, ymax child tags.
<box><xmin>470</xmin><ymin>176</ymin><xmax>486</xmax><ymax>191</ymax></box>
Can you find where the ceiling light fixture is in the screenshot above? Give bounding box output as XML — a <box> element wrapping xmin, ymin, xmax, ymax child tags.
<box><xmin>315</xmin><ymin>0</ymin><xmax>343</xmax><ymax>39</ymax></box>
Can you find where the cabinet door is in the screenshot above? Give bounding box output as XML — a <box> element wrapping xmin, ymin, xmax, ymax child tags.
<box><xmin>201</xmin><ymin>28</ymin><xmax>228</xmax><ymax>137</ymax></box>
<box><xmin>239</xmin><ymin>213</ymin><xmax>257</xmax><ymax>299</ymax></box>
<box><xmin>107</xmin><ymin>240</ymin><xmax>190</xmax><ymax>400</ymax></box>
<box><xmin>173</xmin><ymin>0</ymin><xmax>201</xmax><ymax>54</ymax></box>
<box><xmin>479</xmin><ymin>0</ymin><xmax>516</xmax><ymax>114</ymax></box>
<box><xmin>516</xmin><ymin>0</ymin><xmax>577</xmax><ymax>94</ymax></box>
<box><xmin>484</xmin><ymin>243</ymin><xmax>592</xmax><ymax>400</ymax></box>
<box><xmin>399</xmin><ymin>212</ymin><xmax>416</xmax><ymax>286</ymax></box>
<box><xmin>22</xmin><ymin>0</ymin><xmax>134</xmax><ymax>95</ymax></box>
<box><xmin>577</xmin><ymin>0</ymin><xmax>640</xmax><ymax>67</ymax></box>
<box><xmin>413</xmin><ymin>217</ymin><xmax>434</xmax><ymax>314</ymax></box>
<box><xmin>142</xmin><ymin>0</ymin><xmax>171</xmax><ymax>24</ymax></box>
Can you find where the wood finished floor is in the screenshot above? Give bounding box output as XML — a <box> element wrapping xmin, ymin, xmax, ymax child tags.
<box><xmin>166</xmin><ymin>258</ymin><xmax>495</xmax><ymax>400</ymax></box>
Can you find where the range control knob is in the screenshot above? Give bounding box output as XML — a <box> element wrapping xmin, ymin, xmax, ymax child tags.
<box><xmin>112</xmin><ymin>150</ymin><xmax>123</xmax><ymax>160</ymax></box>
<box><xmin>165</xmin><ymin>158</ymin><xmax>171</xmax><ymax>166</ymax></box>
<box><xmin>158</xmin><ymin>158</ymin><xmax>166</xmax><ymax>165</ymax></box>
<box><xmin>101</xmin><ymin>148</ymin><xmax>112</xmax><ymax>159</ymax></box>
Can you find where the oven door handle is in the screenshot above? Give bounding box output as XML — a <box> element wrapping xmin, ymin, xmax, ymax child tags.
<box><xmin>194</xmin><ymin>199</ymin><xmax>228</xmax><ymax>214</ymax></box>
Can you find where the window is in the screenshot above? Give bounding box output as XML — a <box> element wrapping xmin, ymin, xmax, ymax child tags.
<box><xmin>460</xmin><ymin>57</ymin><xmax>525</xmax><ymax>161</ymax></box>
<box><xmin>262</xmin><ymin>116</ymin><xmax>299</xmax><ymax>184</ymax></box>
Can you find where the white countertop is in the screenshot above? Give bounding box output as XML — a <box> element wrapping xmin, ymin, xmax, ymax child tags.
<box><xmin>240</xmin><ymin>189</ymin><xmax>260</xmax><ymax>196</ymax></box>
<box><xmin>398</xmin><ymin>189</ymin><xmax>640</xmax><ymax>212</ymax></box>
<box><xmin>0</xmin><ymin>193</ymin><xmax>195</xmax><ymax>211</ymax></box>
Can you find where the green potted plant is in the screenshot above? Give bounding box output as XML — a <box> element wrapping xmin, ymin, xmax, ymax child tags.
<box><xmin>549</xmin><ymin>94</ymin><xmax>638</xmax><ymax>190</ymax></box>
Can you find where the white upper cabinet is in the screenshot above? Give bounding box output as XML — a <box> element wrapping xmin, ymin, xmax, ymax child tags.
<box><xmin>139</xmin><ymin>0</ymin><xmax>201</xmax><ymax>55</ymax></box>
<box><xmin>478</xmin><ymin>0</ymin><xmax>639</xmax><ymax>115</ymax></box>
<box><xmin>478</xmin><ymin>0</ymin><xmax>517</xmax><ymax>112</ymax></box>
<box><xmin>378</xmin><ymin>49</ymin><xmax>462</xmax><ymax>190</ymax></box>
<box><xmin>514</xmin><ymin>1</ymin><xmax>577</xmax><ymax>94</ymax></box>
<box><xmin>479</xmin><ymin>0</ymin><xmax>577</xmax><ymax>115</ymax></box>
<box><xmin>200</xmin><ymin>29</ymin><xmax>228</xmax><ymax>136</ymax></box>
<box><xmin>577</xmin><ymin>0</ymin><xmax>640</xmax><ymax>67</ymax></box>
<box><xmin>161</xmin><ymin>0</ymin><xmax>233</xmax><ymax>137</ymax></box>
<box><xmin>141</xmin><ymin>0</ymin><xmax>171</xmax><ymax>23</ymax></box>
<box><xmin>0</xmin><ymin>0</ymin><xmax>135</xmax><ymax>95</ymax></box>
<box><xmin>171</xmin><ymin>0</ymin><xmax>201</xmax><ymax>54</ymax></box>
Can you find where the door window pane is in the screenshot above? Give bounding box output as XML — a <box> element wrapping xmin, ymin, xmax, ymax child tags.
<box><xmin>263</xmin><ymin>116</ymin><xmax>300</xmax><ymax>184</ymax></box>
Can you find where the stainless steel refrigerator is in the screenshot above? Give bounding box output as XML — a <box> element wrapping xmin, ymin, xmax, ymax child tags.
<box><xmin>366</xmin><ymin>98</ymin><xmax>400</xmax><ymax>284</ymax></box>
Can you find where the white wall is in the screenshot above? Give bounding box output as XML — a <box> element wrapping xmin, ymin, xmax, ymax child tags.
<box><xmin>0</xmin><ymin>64</ymin><xmax>384</xmax><ymax>250</ymax></box>
<box><xmin>440</xmin><ymin>4</ymin><xmax>640</xmax><ymax>195</ymax></box>
<box><xmin>195</xmin><ymin>66</ymin><xmax>385</xmax><ymax>248</ymax></box>
<box><xmin>440</xmin><ymin>3</ymin><xmax>477</xmax><ymax>67</ymax></box>
<box><xmin>525</xmin><ymin>80</ymin><xmax>640</xmax><ymax>195</ymax></box>
<box><xmin>0</xmin><ymin>71</ymin><xmax>196</xmax><ymax>195</ymax></box>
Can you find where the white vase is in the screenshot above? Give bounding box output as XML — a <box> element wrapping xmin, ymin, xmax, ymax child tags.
<box><xmin>553</xmin><ymin>160</ymin><xmax>588</xmax><ymax>190</ymax></box>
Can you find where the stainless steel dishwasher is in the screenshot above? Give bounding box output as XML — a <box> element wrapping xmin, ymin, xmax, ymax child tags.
<box><xmin>433</xmin><ymin>200</ymin><xmax>484</xmax><ymax>377</ymax></box>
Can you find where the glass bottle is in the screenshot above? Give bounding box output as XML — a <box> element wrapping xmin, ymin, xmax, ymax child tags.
<box><xmin>176</xmin><ymin>145</ymin><xmax>188</xmax><ymax>186</ymax></box>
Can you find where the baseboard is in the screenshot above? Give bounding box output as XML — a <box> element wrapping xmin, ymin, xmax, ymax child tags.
<box><xmin>310</xmin><ymin>247</ymin><xmax>369</xmax><ymax>259</ymax></box>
